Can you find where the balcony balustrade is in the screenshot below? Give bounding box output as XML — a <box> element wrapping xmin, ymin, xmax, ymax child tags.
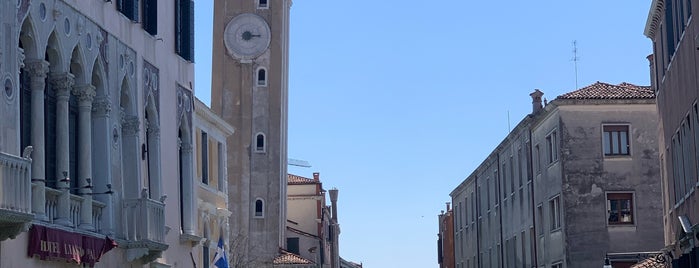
<box><xmin>123</xmin><ymin>191</ymin><xmax>168</xmax><ymax>262</ymax></box>
<box><xmin>0</xmin><ymin>151</ymin><xmax>33</xmax><ymax>240</ymax></box>
<box><xmin>41</xmin><ymin>185</ymin><xmax>105</xmax><ymax>232</ymax></box>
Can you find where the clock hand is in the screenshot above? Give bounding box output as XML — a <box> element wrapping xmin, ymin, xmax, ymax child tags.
<box><xmin>242</xmin><ymin>31</ymin><xmax>262</xmax><ymax>41</ymax></box>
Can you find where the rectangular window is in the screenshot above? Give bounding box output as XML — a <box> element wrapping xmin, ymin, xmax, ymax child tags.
<box><xmin>552</xmin><ymin>262</ymin><xmax>563</xmax><ymax>268</ymax></box>
<box><xmin>258</xmin><ymin>0</ymin><xmax>269</xmax><ymax>8</ymax></box>
<box><xmin>142</xmin><ymin>0</ymin><xmax>157</xmax><ymax>35</ymax></box>
<box><xmin>471</xmin><ymin>192</ymin><xmax>475</xmax><ymax>223</ymax></box>
<box><xmin>494</xmin><ymin>170</ymin><xmax>500</xmax><ymax>206</ymax></box>
<box><xmin>509</xmin><ymin>156</ymin><xmax>515</xmax><ymax>194</ymax></box>
<box><xmin>536</xmin><ymin>204</ymin><xmax>543</xmax><ymax>235</ymax></box>
<box><xmin>175</xmin><ymin>0</ymin><xmax>195</xmax><ymax>61</ymax></box>
<box><xmin>486</xmin><ymin>177</ymin><xmax>491</xmax><ymax>210</ymax></box>
<box><xmin>549</xmin><ymin>196</ymin><xmax>561</xmax><ymax>231</ymax></box>
<box><xmin>607</xmin><ymin>192</ymin><xmax>634</xmax><ymax>225</ymax></box>
<box><xmin>665</xmin><ymin>0</ymin><xmax>676</xmax><ymax>59</ymax></box>
<box><xmin>477</xmin><ymin>186</ymin><xmax>482</xmax><ymax>217</ymax></box>
<box><xmin>202</xmin><ymin>243</ymin><xmax>210</xmax><ymax>268</ymax></box>
<box><xmin>521</xmin><ymin>231</ymin><xmax>527</xmax><ymax>268</ymax></box>
<box><xmin>603</xmin><ymin>125</ymin><xmax>630</xmax><ymax>156</ymax></box>
<box><xmin>117</xmin><ymin>0</ymin><xmax>139</xmax><ymax>21</ymax></box>
<box><xmin>534</xmin><ymin>144</ymin><xmax>541</xmax><ymax>174</ymax></box>
<box><xmin>518</xmin><ymin>147</ymin><xmax>523</xmax><ymax>186</ymax></box>
<box><xmin>546</xmin><ymin>131</ymin><xmax>558</xmax><ymax>164</ymax></box>
<box><xmin>201</xmin><ymin>131</ymin><xmax>209</xmax><ymax>184</ymax></box>
<box><xmin>502</xmin><ymin>163</ymin><xmax>508</xmax><ymax>196</ymax></box>
<box><xmin>463</xmin><ymin>198</ymin><xmax>468</xmax><ymax>228</ymax></box>
<box><xmin>217</xmin><ymin>142</ymin><xmax>225</xmax><ymax>191</ymax></box>
<box><xmin>287</xmin><ymin>237</ymin><xmax>300</xmax><ymax>255</ymax></box>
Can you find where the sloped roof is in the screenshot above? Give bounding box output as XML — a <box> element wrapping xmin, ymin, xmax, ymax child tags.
<box><xmin>557</xmin><ymin>82</ymin><xmax>654</xmax><ymax>100</ymax></box>
<box><xmin>288</xmin><ymin>174</ymin><xmax>316</xmax><ymax>185</ymax></box>
<box><xmin>273</xmin><ymin>249</ymin><xmax>315</xmax><ymax>265</ymax></box>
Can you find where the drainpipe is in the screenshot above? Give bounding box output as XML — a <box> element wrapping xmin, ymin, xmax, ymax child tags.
<box><xmin>528</xmin><ymin>126</ymin><xmax>539</xmax><ymax>267</ymax></box>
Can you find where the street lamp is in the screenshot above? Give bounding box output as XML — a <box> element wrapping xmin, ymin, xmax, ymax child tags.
<box><xmin>603</xmin><ymin>256</ymin><xmax>612</xmax><ymax>268</ymax></box>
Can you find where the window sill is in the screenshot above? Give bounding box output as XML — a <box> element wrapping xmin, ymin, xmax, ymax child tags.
<box><xmin>550</xmin><ymin>227</ymin><xmax>562</xmax><ymax>233</ymax></box>
<box><xmin>603</xmin><ymin>155</ymin><xmax>632</xmax><ymax>161</ymax></box>
<box><xmin>607</xmin><ymin>225</ymin><xmax>637</xmax><ymax>231</ymax></box>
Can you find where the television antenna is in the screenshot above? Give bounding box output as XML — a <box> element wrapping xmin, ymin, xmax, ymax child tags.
<box><xmin>572</xmin><ymin>40</ymin><xmax>580</xmax><ymax>89</ymax></box>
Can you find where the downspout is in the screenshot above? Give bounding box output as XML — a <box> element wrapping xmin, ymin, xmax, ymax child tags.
<box><xmin>528</xmin><ymin>125</ymin><xmax>539</xmax><ymax>267</ymax></box>
<box><xmin>497</xmin><ymin>154</ymin><xmax>505</xmax><ymax>267</ymax></box>
<box><xmin>475</xmin><ymin>174</ymin><xmax>480</xmax><ymax>266</ymax></box>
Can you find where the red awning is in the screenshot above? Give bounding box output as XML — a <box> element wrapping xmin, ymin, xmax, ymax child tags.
<box><xmin>27</xmin><ymin>225</ymin><xmax>117</xmax><ymax>267</ymax></box>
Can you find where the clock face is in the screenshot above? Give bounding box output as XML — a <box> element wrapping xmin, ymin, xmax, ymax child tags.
<box><xmin>224</xmin><ymin>13</ymin><xmax>271</xmax><ymax>60</ymax></box>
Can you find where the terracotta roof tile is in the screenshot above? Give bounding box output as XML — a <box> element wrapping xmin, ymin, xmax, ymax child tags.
<box><xmin>273</xmin><ymin>250</ymin><xmax>314</xmax><ymax>265</ymax></box>
<box><xmin>288</xmin><ymin>174</ymin><xmax>316</xmax><ymax>185</ymax></box>
<box><xmin>557</xmin><ymin>82</ymin><xmax>654</xmax><ymax>100</ymax></box>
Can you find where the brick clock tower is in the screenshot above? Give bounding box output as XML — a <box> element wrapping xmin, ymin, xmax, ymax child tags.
<box><xmin>211</xmin><ymin>0</ymin><xmax>290</xmax><ymax>265</ymax></box>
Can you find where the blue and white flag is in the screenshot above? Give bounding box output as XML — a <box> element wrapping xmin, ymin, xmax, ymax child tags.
<box><xmin>212</xmin><ymin>236</ymin><xmax>229</xmax><ymax>268</ymax></box>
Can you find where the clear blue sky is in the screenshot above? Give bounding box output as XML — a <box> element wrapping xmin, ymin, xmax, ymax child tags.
<box><xmin>194</xmin><ymin>1</ymin><xmax>653</xmax><ymax>267</ymax></box>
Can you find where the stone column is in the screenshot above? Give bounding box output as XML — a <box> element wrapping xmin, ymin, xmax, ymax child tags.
<box><xmin>24</xmin><ymin>60</ymin><xmax>49</xmax><ymax>220</ymax></box>
<box><xmin>146</xmin><ymin>124</ymin><xmax>162</xmax><ymax>200</ymax></box>
<box><xmin>92</xmin><ymin>97</ymin><xmax>113</xmax><ymax>234</ymax></box>
<box><xmin>181</xmin><ymin>142</ymin><xmax>195</xmax><ymax>235</ymax></box>
<box><xmin>51</xmin><ymin>73</ymin><xmax>74</xmax><ymax>226</ymax></box>
<box><xmin>73</xmin><ymin>84</ymin><xmax>96</xmax><ymax>230</ymax></box>
<box><xmin>122</xmin><ymin>116</ymin><xmax>141</xmax><ymax>199</ymax></box>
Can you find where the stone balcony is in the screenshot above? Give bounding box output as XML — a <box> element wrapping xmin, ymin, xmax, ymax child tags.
<box><xmin>0</xmin><ymin>151</ymin><xmax>33</xmax><ymax>241</ymax></box>
<box><xmin>122</xmin><ymin>190</ymin><xmax>168</xmax><ymax>263</ymax></box>
<box><xmin>43</xmin><ymin>187</ymin><xmax>105</xmax><ymax>231</ymax></box>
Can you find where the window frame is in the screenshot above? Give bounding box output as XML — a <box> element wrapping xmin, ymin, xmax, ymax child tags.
<box><xmin>254</xmin><ymin>198</ymin><xmax>265</xmax><ymax>218</ymax></box>
<box><xmin>549</xmin><ymin>195</ymin><xmax>561</xmax><ymax>232</ymax></box>
<box><xmin>256</xmin><ymin>67</ymin><xmax>267</xmax><ymax>87</ymax></box>
<box><xmin>254</xmin><ymin>132</ymin><xmax>266</xmax><ymax>153</ymax></box>
<box><xmin>602</xmin><ymin>124</ymin><xmax>631</xmax><ymax>157</ymax></box>
<box><xmin>257</xmin><ymin>0</ymin><xmax>269</xmax><ymax>9</ymax></box>
<box><xmin>606</xmin><ymin>192</ymin><xmax>635</xmax><ymax>226</ymax></box>
<box><xmin>546</xmin><ymin>130</ymin><xmax>558</xmax><ymax>165</ymax></box>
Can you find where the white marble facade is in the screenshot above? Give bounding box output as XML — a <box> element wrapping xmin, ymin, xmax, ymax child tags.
<box><xmin>0</xmin><ymin>0</ymin><xmax>202</xmax><ymax>267</ymax></box>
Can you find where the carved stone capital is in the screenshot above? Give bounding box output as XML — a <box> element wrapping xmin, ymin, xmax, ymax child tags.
<box><xmin>92</xmin><ymin>97</ymin><xmax>112</xmax><ymax>117</ymax></box>
<box><xmin>50</xmin><ymin>73</ymin><xmax>75</xmax><ymax>100</ymax></box>
<box><xmin>24</xmin><ymin>60</ymin><xmax>49</xmax><ymax>81</ymax></box>
<box><xmin>71</xmin><ymin>84</ymin><xmax>96</xmax><ymax>104</ymax></box>
<box><xmin>180</xmin><ymin>143</ymin><xmax>193</xmax><ymax>154</ymax></box>
<box><xmin>122</xmin><ymin>116</ymin><xmax>140</xmax><ymax>137</ymax></box>
<box><xmin>146</xmin><ymin>122</ymin><xmax>160</xmax><ymax>136</ymax></box>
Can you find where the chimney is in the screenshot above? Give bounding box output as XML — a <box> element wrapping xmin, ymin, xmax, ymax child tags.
<box><xmin>313</xmin><ymin>172</ymin><xmax>320</xmax><ymax>182</ymax></box>
<box><xmin>446</xmin><ymin>202</ymin><xmax>451</xmax><ymax>211</ymax></box>
<box><xmin>329</xmin><ymin>188</ymin><xmax>339</xmax><ymax>221</ymax></box>
<box><xmin>530</xmin><ymin>89</ymin><xmax>544</xmax><ymax>114</ymax></box>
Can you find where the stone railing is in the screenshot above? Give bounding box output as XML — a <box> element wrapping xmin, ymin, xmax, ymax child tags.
<box><xmin>0</xmin><ymin>151</ymin><xmax>32</xmax><ymax>218</ymax></box>
<box><xmin>124</xmin><ymin>197</ymin><xmax>165</xmax><ymax>243</ymax></box>
<box><xmin>92</xmin><ymin>200</ymin><xmax>105</xmax><ymax>233</ymax></box>
<box><xmin>44</xmin><ymin>187</ymin><xmax>61</xmax><ymax>223</ymax></box>
<box><xmin>0</xmin><ymin>151</ymin><xmax>33</xmax><ymax>241</ymax></box>
<box><xmin>42</xmin><ymin>187</ymin><xmax>104</xmax><ymax>231</ymax></box>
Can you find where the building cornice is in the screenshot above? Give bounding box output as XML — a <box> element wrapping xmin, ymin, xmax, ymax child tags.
<box><xmin>644</xmin><ymin>0</ymin><xmax>664</xmax><ymax>38</ymax></box>
<box><xmin>194</xmin><ymin>98</ymin><xmax>235</xmax><ymax>136</ymax></box>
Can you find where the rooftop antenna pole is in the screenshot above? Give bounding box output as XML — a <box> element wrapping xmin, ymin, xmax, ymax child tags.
<box><xmin>572</xmin><ymin>40</ymin><xmax>579</xmax><ymax>89</ymax></box>
<box><xmin>507</xmin><ymin>110</ymin><xmax>511</xmax><ymax>133</ymax></box>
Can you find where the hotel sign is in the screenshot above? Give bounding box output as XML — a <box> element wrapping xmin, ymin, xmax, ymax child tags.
<box><xmin>27</xmin><ymin>225</ymin><xmax>117</xmax><ymax>266</ymax></box>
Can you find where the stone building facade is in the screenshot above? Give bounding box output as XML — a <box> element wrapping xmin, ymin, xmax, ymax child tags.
<box><xmin>645</xmin><ymin>0</ymin><xmax>699</xmax><ymax>265</ymax></box>
<box><xmin>438</xmin><ymin>203</ymin><xmax>455</xmax><ymax>268</ymax></box>
<box><xmin>209</xmin><ymin>0</ymin><xmax>292</xmax><ymax>266</ymax></box>
<box><xmin>0</xmin><ymin>0</ymin><xmax>203</xmax><ymax>267</ymax></box>
<box><xmin>448</xmin><ymin>83</ymin><xmax>664</xmax><ymax>268</ymax></box>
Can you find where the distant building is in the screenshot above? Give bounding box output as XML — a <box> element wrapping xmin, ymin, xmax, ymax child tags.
<box><xmin>449</xmin><ymin>82</ymin><xmax>664</xmax><ymax>268</ymax></box>
<box><xmin>644</xmin><ymin>0</ymin><xmax>699</xmax><ymax>265</ymax></box>
<box><xmin>193</xmin><ymin>98</ymin><xmax>235</xmax><ymax>268</ymax></box>
<box><xmin>438</xmin><ymin>203</ymin><xmax>455</xmax><ymax>268</ymax></box>
<box><xmin>284</xmin><ymin>173</ymin><xmax>361</xmax><ymax>268</ymax></box>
